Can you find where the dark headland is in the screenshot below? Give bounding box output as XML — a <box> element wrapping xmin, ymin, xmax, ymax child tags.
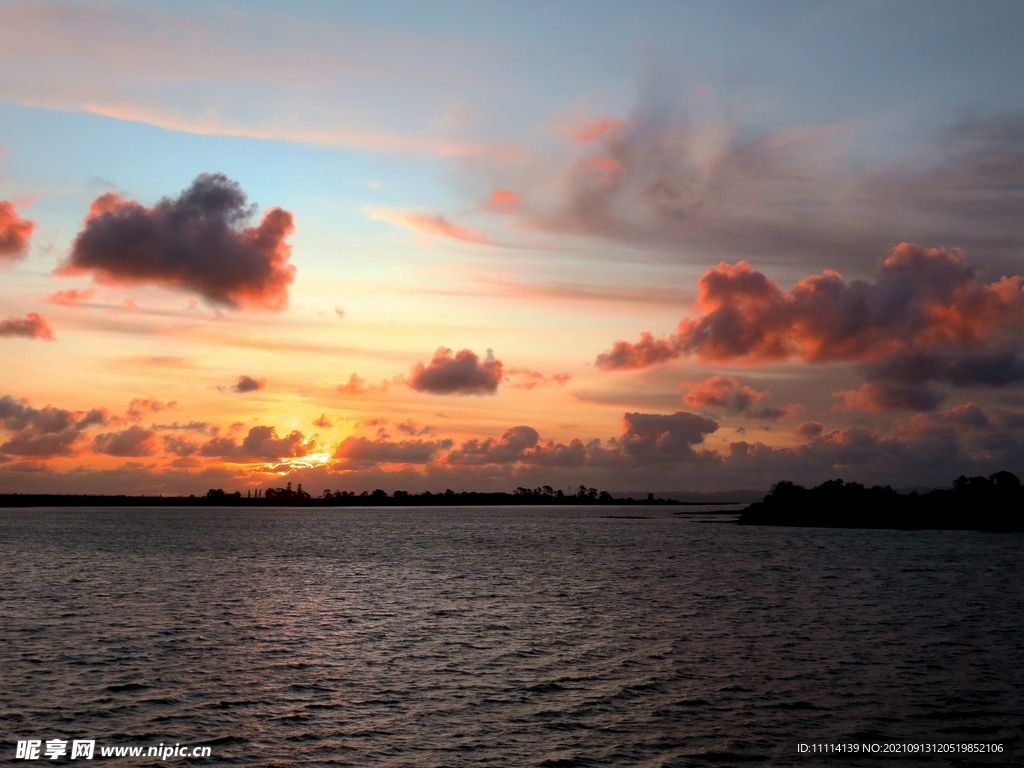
<box><xmin>738</xmin><ymin>471</ymin><xmax>1024</xmax><ymax>532</ymax></box>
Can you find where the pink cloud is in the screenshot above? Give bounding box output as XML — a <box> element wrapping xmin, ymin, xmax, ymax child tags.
<box><xmin>0</xmin><ymin>313</ymin><xmax>55</xmax><ymax>341</ymax></box>
<box><xmin>486</xmin><ymin>189</ymin><xmax>519</xmax><ymax>212</ymax></box>
<box><xmin>371</xmin><ymin>208</ymin><xmax>492</xmax><ymax>245</ymax></box>
<box><xmin>0</xmin><ymin>200</ymin><xmax>34</xmax><ymax>260</ymax></box>
<box><xmin>337</xmin><ymin>373</ymin><xmax>391</xmax><ymax>396</ymax></box>
<box><xmin>588</xmin><ymin>156</ymin><xmax>625</xmax><ymax>184</ymax></box>
<box><xmin>680</xmin><ymin>376</ymin><xmax>798</xmax><ymax>421</ymax></box>
<box><xmin>595</xmin><ymin>331</ymin><xmax>681</xmax><ymax>370</ymax></box>
<box><xmin>571</xmin><ymin>116</ymin><xmax>626</xmax><ymax>143</ymax></box>
<box><xmin>124</xmin><ymin>398</ymin><xmax>178</xmax><ymax>422</ymax></box>
<box><xmin>46</xmin><ymin>288</ymin><xmax>96</xmax><ymax>306</ymax></box>
<box><xmin>507</xmin><ymin>368</ymin><xmax>571</xmax><ymax>390</ymax></box>
<box><xmin>682</xmin><ymin>376</ymin><xmax>766</xmax><ymax>411</ymax></box>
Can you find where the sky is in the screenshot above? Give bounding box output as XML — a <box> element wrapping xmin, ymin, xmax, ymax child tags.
<box><xmin>2</xmin><ymin>0</ymin><xmax>1024</xmax><ymax>495</ymax></box>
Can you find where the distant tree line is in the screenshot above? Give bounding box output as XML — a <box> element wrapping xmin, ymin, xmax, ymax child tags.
<box><xmin>739</xmin><ymin>472</ymin><xmax>1023</xmax><ymax>531</ymax></box>
<box><xmin>0</xmin><ymin>484</ymin><xmax>672</xmax><ymax>508</ymax></box>
<box><xmin>235</xmin><ymin>482</ymin><xmax>630</xmax><ymax>506</ymax></box>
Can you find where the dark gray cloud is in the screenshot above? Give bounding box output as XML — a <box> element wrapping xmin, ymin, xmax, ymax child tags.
<box><xmin>163</xmin><ymin>435</ymin><xmax>200</xmax><ymax>457</ymax></box>
<box><xmin>334</xmin><ymin>436</ymin><xmax>451</xmax><ymax>466</ymax></box>
<box><xmin>77</xmin><ymin>409</ymin><xmax>109</xmax><ymax>428</ymax></box>
<box><xmin>863</xmin><ymin>352</ymin><xmax>1024</xmax><ymax>388</ymax></box>
<box><xmin>797</xmin><ymin>421</ymin><xmax>823</xmax><ymax>438</ymax></box>
<box><xmin>199</xmin><ymin>425</ymin><xmax>315</xmax><ymax>462</ymax></box>
<box><xmin>835</xmin><ymin>382</ymin><xmax>948</xmax><ymax>413</ymax></box>
<box><xmin>408</xmin><ymin>347</ymin><xmax>503</xmax><ymax>395</ymax></box>
<box><xmin>60</xmin><ymin>173</ymin><xmax>295</xmax><ymax>309</ymax></box>
<box><xmin>516</xmin><ymin>109</ymin><xmax>1024</xmax><ymax>272</ymax></box>
<box><xmin>346</xmin><ymin>411</ymin><xmax>720</xmax><ymax>471</ymax></box>
<box><xmin>0</xmin><ymin>395</ymin><xmax>105</xmax><ymax>457</ymax></box>
<box><xmin>0</xmin><ymin>396</ymin><xmax>73</xmax><ymax>433</ymax></box>
<box><xmin>233</xmin><ymin>375</ymin><xmax>265</xmax><ymax>393</ymax></box>
<box><xmin>395</xmin><ymin>419</ymin><xmax>435</xmax><ymax>436</ymax></box>
<box><xmin>447</xmin><ymin>426</ymin><xmax>542</xmax><ymax>466</ymax></box>
<box><xmin>748</xmin><ymin>405</ymin><xmax>798</xmax><ymax>421</ymax></box>
<box><xmin>863</xmin><ymin>112</ymin><xmax>1024</xmax><ymax>273</ymax></box>
<box><xmin>447</xmin><ymin>412</ymin><xmax>718</xmax><ymax>468</ymax></box>
<box><xmin>616</xmin><ymin>411</ymin><xmax>719</xmax><ymax>461</ymax></box>
<box><xmin>153</xmin><ymin>420</ymin><xmax>208</xmax><ymax>432</ymax></box>
<box><xmin>0</xmin><ymin>430</ymin><xmax>81</xmax><ymax>457</ymax></box>
<box><xmin>93</xmin><ymin>425</ymin><xmax>158</xmax><ymax>457</ymax></box>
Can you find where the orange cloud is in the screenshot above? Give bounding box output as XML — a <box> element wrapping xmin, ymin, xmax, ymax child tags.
<box><xmin>338</xmin><ymin>373</ymin><xmax>368</xmax><ymax>396</ymax></box>
<box><xmin>599</xmin><ymin>244</ymin><xmax>1024</xmax><ymax>368</ymax></box>
<box><xmin>370</xmin><ymin>208</ymin><xmax>492</xmax><ymax>245</ymax></box>
<box><xmin>0</xmin><ymin>200</ymin><xmax>35</xmax><ymax>260</ymax></box>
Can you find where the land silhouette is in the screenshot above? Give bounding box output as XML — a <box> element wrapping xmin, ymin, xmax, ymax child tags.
<box><xmin>738</xmin><ymin>471</ymin><xmax>1023</xmax><ymax>531</ymax></box>
<box><xmin>0</xmin><ymin>484</ymin><xmax>684</xmax><ymax>508</ymax></box>
<box><xmin>1</xmin><ymin>474</ymin><xmax>1021</xmax><ymax>531</ymax></box>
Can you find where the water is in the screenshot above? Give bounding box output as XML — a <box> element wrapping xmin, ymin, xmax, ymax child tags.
<box><xmin>1</xmin><ymin>506</ymin><xmax>1021</xmax><ymax>766</ymax></box>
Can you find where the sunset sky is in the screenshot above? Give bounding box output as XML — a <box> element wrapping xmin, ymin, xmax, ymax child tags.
<box><xmin>2</xmin><ymin>0</ymin><xmax>1024</xmax><ymax>494</ymax></box>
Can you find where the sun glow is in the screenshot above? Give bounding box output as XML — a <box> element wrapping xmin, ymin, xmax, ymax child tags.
<box><xmin>273</xmin><ymin>453</ymin><xmax>332</xmax><ymax>472</ymax></box>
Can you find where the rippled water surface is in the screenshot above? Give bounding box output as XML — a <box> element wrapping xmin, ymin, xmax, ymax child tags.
<box><xmin>1</xmin><ymin>506</ymin><xmax>1021</xmax><ymax>766</ymax></box>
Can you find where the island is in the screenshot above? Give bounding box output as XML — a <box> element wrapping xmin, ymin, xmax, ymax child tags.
<box><xmin>738</xmin><ymin>472</ymin><xmax>1023</xmax><ymax>531</ymax></box>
